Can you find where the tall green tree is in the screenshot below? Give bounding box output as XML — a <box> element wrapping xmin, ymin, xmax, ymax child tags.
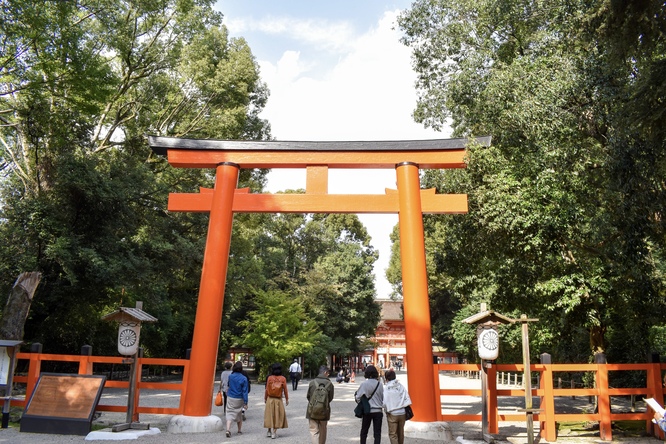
<box><xmin>239</xmin><ymin>289</ymin><xmax>323</xmax><ymax>379</ymax></box>
<box><xmin>397</xmin><ymin>0</ymin><xmax>666</xmax><ymax>363</ymax></box>
<box><xmin>0</xmin><ymin>0</ymin><xmax>270</xmax><ymax>356</ymax></box>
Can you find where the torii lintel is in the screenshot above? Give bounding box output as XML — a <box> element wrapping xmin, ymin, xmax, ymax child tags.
<box><xmin>148</xmin><ymin>136</ymin><xmax>491</xmax><ymax>169</ymax></box>
<box><xmin>148</xmin><ymin>136</ymin><xmax>491</xmax><ymax>214</ymax></box>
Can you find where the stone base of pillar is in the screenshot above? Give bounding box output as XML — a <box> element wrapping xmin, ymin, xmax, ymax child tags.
<box><xmin>405</xmin><ymin>421</ymin><xmax>456</xmax><ymax>442</ymax></box>
<box><xmin>166</xmin><ymin>415</ymin><xmax>224</xmax><ymax>434</ymax></box>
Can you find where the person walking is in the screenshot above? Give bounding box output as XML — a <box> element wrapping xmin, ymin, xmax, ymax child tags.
<box><xmin>220</xmin><ymin>361</ymin><xmax>233</xmax><ymax>415</ymax></box>
<box><xmin>264</xmin><ymin>362</ymin><xmax>289</xmax><ymax>439</ymax></box>
<box><xmin>355</xmin><ymin>364</ymin><xmax>384</xmax><ymax>444</ymax></box>
<box><xmin>225</xmin><ymin>361</ymin><xmax>249</xmax><ymax>438</ymax></box>
<box><xmin>289</xmin><ymin>358</ymin><xmax>302</xmax><ymax>391</ymax></box>
<box><xmin>382</xmin><ymin>369</ymin><xmax>412</xmax><ymax>444</ymax></box>
<box><xmin>306</xmin><ymin>365</ymin><xmax>334</xmax><ymax>444</ymax></box>
<box><xmin>240</xmin><ymin>367</ymin><xmax>251</xmax><ymax>421</ymax></box>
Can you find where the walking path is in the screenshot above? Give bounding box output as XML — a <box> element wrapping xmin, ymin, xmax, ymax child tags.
<box><xmin>0</xmin><ymin>372</ymin><xmax>661</xmax><ymax>443</ymax></box>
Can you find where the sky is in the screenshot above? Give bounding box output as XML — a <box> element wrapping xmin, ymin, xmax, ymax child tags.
<box><xmin>214</xmin><ymin>0</ymin><xmax>449</xmax><ymax>298</ymax></box>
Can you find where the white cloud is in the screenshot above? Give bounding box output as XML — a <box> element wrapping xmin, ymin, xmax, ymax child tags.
<box><xmin>258</xmin><ymin>11</ymin><xmax>441</xmax><ymax>141</ymax></box>
<box><xmin>254</xmin><ymin>10</ymin><xmax>448</xmax><ymax>298</ymax></box>
<box><xmin>226</xmin><ymin>16</ymin><xmax>356</xmax><ymax>53</ymax></box>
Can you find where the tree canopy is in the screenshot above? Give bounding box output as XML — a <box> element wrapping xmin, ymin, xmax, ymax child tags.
<box><xmin>0</xmin><ymin>0</ymin><xmax>266</xmax><ymax>356</ymax></box>
<box><xmin>397</xmin><ymin>0</ymin><xmax>666</xmax><ymax>364</ymax></box>
<box><xmin>0</xmin><ymin>0</ymin><xmax>382</xmax><ymax>364</ymax></box>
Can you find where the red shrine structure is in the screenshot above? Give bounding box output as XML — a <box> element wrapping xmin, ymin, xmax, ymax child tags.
<box><xmin>149</xmin><ymin>136</ymin><xmax>490</xmax><ymax>431</ymax></box>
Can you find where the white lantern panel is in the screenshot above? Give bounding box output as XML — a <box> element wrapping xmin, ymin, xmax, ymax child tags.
<box><xmin>118</xmin><ymin>323</ymin><xmax>141</xmax><ymax>356</ymax></box>
<box><xmin>478</xmin><ymin>328</ymin><xmax>499</xmax><ymax>360</ymax></box>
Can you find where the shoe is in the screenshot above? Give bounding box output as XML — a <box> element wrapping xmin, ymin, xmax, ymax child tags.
<box><xmin>226</xmin><ymin>430</ymin><xmax>231</xmax><ymax>438</ymax></box>
<box><xmin>237</xmin><ymin>431</ymin><xmax>242</xmax><ymax>435</ymax></box>
<box><xmin>267</xmin><ymin>430</ymin><xmax>272</xmax><ymax>437</ymax></box>
<box><xmin>271</xmin><ymin>432</ymin><xmax>276</xmax><ymax>439</ymax></box>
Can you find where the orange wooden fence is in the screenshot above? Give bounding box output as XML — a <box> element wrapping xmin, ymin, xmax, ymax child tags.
<box><xmin>434</xmin><ymin>362</ymin><xmax>666</xmax><ymax>442</ymax></box>
<box><xmin>11</xmin><ymin>352</ymin><xmax>189</xmax><ymax>416</ymax></box>
<box><xmin>9</xmin><ymin>353</ymin><xmax>666</xmax><ymax>442</ymax></box>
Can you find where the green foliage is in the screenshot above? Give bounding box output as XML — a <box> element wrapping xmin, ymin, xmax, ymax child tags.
<box><xmin>397</xmin><ymin>0</ymin><xmax>666</xmax><ymax>364</ymax></box>
<box><xmin>0</xmin><ymin>0</ymin><xmax>270</xmax><ymax>355</ymax></box>
<box><xmin>238</xmin><ymin>289</ymin><xmax>323</xmax><ymax>378</ymax></box>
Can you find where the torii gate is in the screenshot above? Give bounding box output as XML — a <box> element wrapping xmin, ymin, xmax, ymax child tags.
<box><xmin>148</xmin><ymin>136</ymin><xmax>491</xmax><ymax>432</ymax></box>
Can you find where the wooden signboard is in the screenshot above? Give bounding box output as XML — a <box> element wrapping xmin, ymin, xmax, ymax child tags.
<box><xmin>20</xmin><ymin>373</ymin><xmax>106</xmax><ymax>435</ymax></box>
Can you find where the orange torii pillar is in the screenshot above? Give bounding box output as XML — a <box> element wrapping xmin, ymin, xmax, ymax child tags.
<box><xmin>183</xmin><ymin>162</ymin><xmax>239</xmax><ymax>417</ymax></box>
<box><xmin>396</xmin><ymin>162</ymin><xmax>438</xmax><ymax>422</ymax></box>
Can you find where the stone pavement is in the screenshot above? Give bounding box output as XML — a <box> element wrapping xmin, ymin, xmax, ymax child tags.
<box><xmin>0</xmin><ymin>372</ymin><xmax>662</xmax><ymax>444</ymax></box>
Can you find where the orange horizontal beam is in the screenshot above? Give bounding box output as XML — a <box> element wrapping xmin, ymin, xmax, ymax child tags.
<box><xmin>439</xmin><ymin>389</ymin><xmax>481</xmax><ymax>396</ymax></box>
<box><xmin>168</xmin><ymin>191</ymin><xmax>468</xmax><ymax>214</ymax></box>
<box><xmin>166</xmin><ymin>149</ymin><xmax>467</xmax><ymax>169</ymax></box>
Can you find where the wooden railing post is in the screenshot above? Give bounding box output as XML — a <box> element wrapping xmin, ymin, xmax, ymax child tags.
<box><xmin>433</xmin><ymin>364</ymin><xmax>442</xmax><ymax>421</ymax></box>
<box><xmin>539</xmin><ymin>353</ymin><xmax>556</xmax><ymax>442</ymax></box>
<box><xmin>647</xmin><ymin>352</ymin><xmax>663</xmax><ymax>438</ymax></box>
<box><xmin>25</xmin><ymin>343</ymin><xmax>42</xmax><ymax>403</ymax></box>
<box><xmin>79</xmin><ymin>345</ymin><xmax>93</xmax><ymax>375</ymax></box>
<box><xmin>595</xmin><ymin>353</ymin><xmax>612</xmax><ymax>441</ymax></box>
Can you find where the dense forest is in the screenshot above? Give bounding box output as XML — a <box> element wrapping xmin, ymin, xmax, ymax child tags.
<box><xmin>0</xmin><ymin>0</ymin><xmax>380</xmax><ymax>375</ymax></box>
<box><xmin>391</xmin><ymin>0</ymin><xmax>666</xmax><ymax>365</ymax></box>
<box><xmin>1</xmin><ymin>0</ymin><xmax>665</xmax><ymax>375</ymax></box>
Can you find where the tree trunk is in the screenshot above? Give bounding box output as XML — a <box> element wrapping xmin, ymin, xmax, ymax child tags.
<box><xmin>589</xmin><ymin>324</ymin><xmax>606</xmax><ymax>356</ymax></box>
<box><xmin>0</xmin><ymin>272</ymin><xmax>41</xmax><ymax>340</ymax></box>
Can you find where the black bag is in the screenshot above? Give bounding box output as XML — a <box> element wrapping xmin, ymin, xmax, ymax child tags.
<box><xmin>404</xmin><ymin>405</ymin><xmax>414</xmax><ymax>421</ymax></box>
<box><xmin>354</xmin><ymin>381</ymin><xmax>380</xmax><ymax>418</ymax></box>
<box><xmin>354</xmin><ymin>395</ymin><xmax>371</xmax><ymax>418</ymax></box>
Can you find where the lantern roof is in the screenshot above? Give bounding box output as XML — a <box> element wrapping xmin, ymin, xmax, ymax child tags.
<box><xmin>101</xmin><ymin>307</ymin><xmax>157</xmax><ymax>323</ymax></box>
<box><xmin>0</xmin><ymin>340</ymin><xmax>23</xmax><ymax>348</ymax></box>
<box><xmin>462</xmin><ymin>309</ymin><xmax>514</xmax><ymax>326</ymax></box>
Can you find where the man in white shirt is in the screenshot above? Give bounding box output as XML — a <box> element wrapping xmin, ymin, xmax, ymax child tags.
<box><xmin>289</xmin><ymin>358</ymin><xmax>302</xmax><ymax>390</ymax></box>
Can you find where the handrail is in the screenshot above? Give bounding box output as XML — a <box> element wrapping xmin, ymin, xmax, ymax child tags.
<box><xmin>11</xmin><ymin>352</ymin><xmax>189</xmax><ymax>416</ymax></box>
<box><xmin>433</xmin><ymin>362</ymin><xmax>666</xmax><ymax>442</ymax></box>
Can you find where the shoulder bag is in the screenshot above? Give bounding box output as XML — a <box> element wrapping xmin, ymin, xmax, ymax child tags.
<box><xmin>214</xmin><ymin>380</ymin><xmax>223</xmax><ymax>406</ymax></box>
<box><xmin>354</xmin><ymin>380</ymin><xmax>380</xmax><ymax>418</ymax></box>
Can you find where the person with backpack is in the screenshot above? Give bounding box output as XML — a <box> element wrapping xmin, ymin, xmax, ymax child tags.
<box><xmin>355</xmin><ymin>364</ymin><xmax>384</xmax><ymax>444</ymax></box>
<box><xmin>306</xmin><ymin>365</ymin><xmax>334</xmax><ymax>444</ymax></box>
<box><xmin>264</xmin><ymin>362</ymin><xmax>289</xmax><ymax>439</ymax></box>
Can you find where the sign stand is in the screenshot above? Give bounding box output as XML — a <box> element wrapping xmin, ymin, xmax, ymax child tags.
<box><xmin>0</xmin><ymin>340</ymin><xmax>22</xmax><ymax>428</ymax></box>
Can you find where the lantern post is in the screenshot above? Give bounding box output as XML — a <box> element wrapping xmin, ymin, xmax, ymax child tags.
<box><xmin>516</xmin><ymin>314</ymin><xmax>539</xmax><ymax>444</ymax></box>
<box><xmin>101</xmin><ymin>301</ymin><xmax>157</xmax><ymax>432</ymax></box>
<box><xmin>463</xmin><ymin>303</ymin><xmax>514</xmax><ymax>442</ymax></box>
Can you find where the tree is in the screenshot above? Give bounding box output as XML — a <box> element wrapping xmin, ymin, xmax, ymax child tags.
<box><xmin>239</xmin><ymin>289</ymin><xmax>323</xmax><ymax>379</ymax></box>
<box><xmin>397</xmin><ymin>0</ymin><xmax>666</xmax><ymax>363</ymax></box>
<box><xmin>0</xmin><ymin>0</ymin><xmax>270</xmax><ymax>355</ymax></box>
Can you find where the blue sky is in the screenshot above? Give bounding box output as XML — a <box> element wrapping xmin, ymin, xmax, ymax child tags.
<box><xmin>214</xmin><ymin>1</ymin><xmax>449</xmax><ymax>298</ymax></box>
